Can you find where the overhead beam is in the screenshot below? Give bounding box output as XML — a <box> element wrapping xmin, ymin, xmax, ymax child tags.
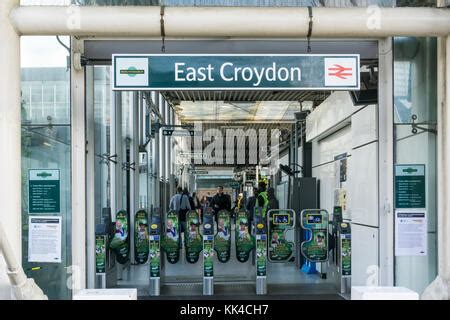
<box><xmin>10</xmin><ymin>6</ymin><xmax>450</xmax><ymax>38</ymax></box>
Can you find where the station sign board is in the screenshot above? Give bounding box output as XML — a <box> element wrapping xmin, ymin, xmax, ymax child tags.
<box><xmin>28</xmin><ymin>169</ymin><xmax>60</xmax><ymax>214</ymax></box>
<box><xmin>189</xmin><ymin>169</ymin><xmax>209</xmax><ymax>175</ymax></box>
<box><xmin>394</xmin><ymin>164</ymin><xmax>425</xmax><ymax>209</ymax></box>
<box><xmin>113</xmin><ymin>54</ymin><xmax>360</xmax><ymax>91</ymax></box>
<box><xmin>162</xmin><ymin>129</ymin><xmax>196</xmax><ymax>137</ymax></box>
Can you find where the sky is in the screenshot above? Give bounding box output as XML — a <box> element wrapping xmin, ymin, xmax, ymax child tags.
<box><xmin>21</xmin><ymin>36</ymin><xmax>71</xmax><ymax>68</ymax></box>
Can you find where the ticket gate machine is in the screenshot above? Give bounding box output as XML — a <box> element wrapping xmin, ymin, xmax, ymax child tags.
<box><xmin>254</xmin><ymin>209</ymin><xmax>267</xmax><ymax>295</ymax></box>
<box><xmin>95</xmin><ymin>207</ymin><xmax>117</xmax><ymax>289</ymax></box>
<box><xmin>300</xmin><ymin>209</ymin><xmax>330</xmax><ymax>277</ymax></box>
<box><xmin>337</xmin><ymin>221</ymin><xmax>351</xmax><ymax>294</ymax></box>
<box><xmin>330</xmin><ymin>206</ymin><xmax>351</xmax><ymax>294</ymax></box>
<box><xmin>267</xmin><ymin>209</ymin><xmax>296</xmax><ymax>263</ymax></box>
<box><xmin>149</xmin><ymin>208</ymin><xmax>161</xmax><ymax>296</ymax></box>
<box><xmin>202</xmin><ymin>209</ymin><xmax>215</xmax><ymax>295</ymax></box>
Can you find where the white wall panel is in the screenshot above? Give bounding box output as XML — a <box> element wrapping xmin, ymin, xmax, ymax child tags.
<box><xmin>312</xmin><ymin>125</ymin><xmax>352</xmax><ymax>167</ymax></box>
<box><xmin>351</xmin><ymin>104</ymin><xmax>378</xmax><ymax>148</ymax></box>
<box><xmin>312</xmin><ymin>162</ymin><xmax>335</xmax><ymax>215</ymax></box>
<box><xmin>351</xmin><ymin>224</ymin><xmax>379</xmax><ymax>286</ymax></box>
<box><xmin>306</xmin><ymin>91</ymin><xmax>364</xmax><ymax>142</ymax></box>
<box><xmin>349</xmin><ymin>142</ymin><xmax>379</xmax><ymax>227</ymax></box>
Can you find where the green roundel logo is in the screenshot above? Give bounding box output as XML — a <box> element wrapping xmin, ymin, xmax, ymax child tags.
<box><xmin>120</xmin><ymin>66</ymin><xmax>145</xmax><ymax>77</ymax></box>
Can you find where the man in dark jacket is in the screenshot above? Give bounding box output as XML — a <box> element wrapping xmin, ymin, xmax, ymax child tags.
<box><xmin>267</xmin><ymin>187</ymin><xmax>279</xmax><ymax>210</ymax></box>
<box><xmin>246</xmin><ymin>187</ymin><xmax>258</xmax><ymax>217</ymax></box>
<box><xmin>210</xmin><ymin>186</ymin><xmax>231</xmax><ymax>218</ymax></box>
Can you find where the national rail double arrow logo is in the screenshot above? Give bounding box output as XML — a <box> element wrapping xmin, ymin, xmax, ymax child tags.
<box><xmin>328</xmin><ymin>64</ymin><xmax>353</xmax><ymax>80</ymax></box>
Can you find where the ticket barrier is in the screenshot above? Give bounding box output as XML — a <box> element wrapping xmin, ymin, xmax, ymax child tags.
<box><xmin>149</xmin><ymin>208</ymin><xmax>161</xmax><ymax>296</ymax></box>
<box><xmin>337</xmin><ymin>221</ymin><xmax>351</xmax><ymax>294</ymax></box>
<box><xmin>328</xmin><ymin>206</ymin><xmax>351</xmax><ymax>294</ymax></box>
<box><xmin>300</xmin><ymin>209</ymin><xmax>330</xmax><ymax>277</ymax></box>
<box><xmin>95</xmin><ymin>207</ymin><xmax>117</xmax><ymax>288</ymax></box>
<box><xmin>202</xmin><ymin>209</ymin><xmax>215</xmax><ymax>295</ymax></box>
<box><xmin>254</xmin><ymin>209</ymin><xmax>267</xmax><ymax>295</ymax></box>
<box><xmin>267</xmin><ymin>209</ymin><xmax>296</xmax><ymax>263</ymax></box>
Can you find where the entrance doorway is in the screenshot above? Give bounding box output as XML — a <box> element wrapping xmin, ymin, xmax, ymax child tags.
<box><xmin>84</xmin><ymin>40</ymin><xmax>379</xmax><ymax>299</ymax></box>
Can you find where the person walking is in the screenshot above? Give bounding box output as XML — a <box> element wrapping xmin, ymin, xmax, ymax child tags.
<box><xmin>267</xmin><ymin>187</ymin><xmax>279</xmax><ymax>210</ymax></box>
<box><xmin>192</xmin><ymin>191</ymin><xmax>201</xmax><ymax>210</ymax></box>
<box><xmin>169</xmin><ymin>186</ymin><xmax>191</xmax><ymax>233</ymax></box>
<box><xmin>210</xmin><ymin>186</ymin><xmax>232</xmax><ymax>219</ymax></box>
<box><xmin>255</xmin><ymin>181</ymin><xmax>269</xmax><ymax>218</ymax></box>
<box><xmin>246</xmin><ymin>187</ymin><xmax>258</xmax><ymax>217</ymax></box>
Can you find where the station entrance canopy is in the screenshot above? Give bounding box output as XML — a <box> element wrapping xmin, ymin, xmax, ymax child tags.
<box><xmin>112</xmin><ymin>54</ymin><xmax>360</xmax><ymax>91</ymax></box>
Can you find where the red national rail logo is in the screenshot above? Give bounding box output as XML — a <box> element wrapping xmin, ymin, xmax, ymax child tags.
<box><xmin>324</xmin><ymin>57</ymin><xmax>358</xmax><ymax>87</ymax></box>
<box><xmin>327</xmin><ymin>64</ymin><xmax>353</xmax><ymax>80</ymax></box>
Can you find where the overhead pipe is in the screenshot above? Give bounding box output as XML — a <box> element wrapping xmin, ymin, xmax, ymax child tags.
<box><xmin>9</xmin><ymin>6</ymin><xmax>450</xmax><ymax>38</ymax></box>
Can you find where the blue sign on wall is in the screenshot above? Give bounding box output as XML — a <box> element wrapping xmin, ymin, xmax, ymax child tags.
<box><xmin>113</xmin><ymin>54</ymin><xmax>360</xmax><ymax>91</ymax></box>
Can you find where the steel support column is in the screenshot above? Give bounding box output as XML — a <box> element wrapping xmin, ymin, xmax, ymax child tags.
<box><xmin>0</xmin><ymin>0</ymin><xmax>21</xmax><ymax>299</ymax></box>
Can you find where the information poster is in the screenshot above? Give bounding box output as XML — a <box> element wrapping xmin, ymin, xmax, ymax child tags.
<box><xmin>214</xmin><ymin>210</ymin><xmax>231</xmax><ymax>263</ymax></box>
<box><xmin>28</xmin><ymin>216</ymin><xmax>62</xmax><ymax>263</ymax></box>
<box><xmin>28</xmin><ymin>169</ymin><xmax>60</xmax><ymax>214</ymax></box>
<box><xmin>395</xmin><ymin>210</ymin><xmax>427</xmax><ymax>256</ymax></box>
<box><xmin>185</xmin><ymin>210</ymin><xmax>202</xmax><ymax>263</ymax></box>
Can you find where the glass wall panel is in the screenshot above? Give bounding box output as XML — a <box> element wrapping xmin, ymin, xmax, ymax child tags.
<box><xmin>93</xmin><ymin>66</ymin><xmax>112</xmax><ymax>224</ymax></box>
<box><xmin>393</xmin><ymin>37</ymin><xmax>437</xmax><ymax>295</ymax></box>
<box><xmin>21</xmin><ymin>36</ymin><xmax>71</xmax><ymax>300</ymax></box>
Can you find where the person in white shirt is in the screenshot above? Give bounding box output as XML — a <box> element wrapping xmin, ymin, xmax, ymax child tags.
<box><xmin>169</xmin><ymin>186</ymin><xmax>191</xmax><ymax>234</ymax></box>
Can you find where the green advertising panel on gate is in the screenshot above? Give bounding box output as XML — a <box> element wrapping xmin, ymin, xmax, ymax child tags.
<box><xmin>110</xmin><ymin>210</ymin><xmax>130</xmax><ymax>264</ymax></box>
<box><xmin>95</xmin><ymin>235</ymin><xmax>107</xmax><ymax>274</ymax></box>
<box><xmin>113</xmin><ymin>54</ymin><xmax>360</xmax><ymax>91</ymax></box>
<box><xmin>135</xmin><ymin>210</ymin><xmax>149</xmax><ymax>264</ymax></box>
<box><xmin>185</xmin><ymin>210</ymin><xmax>202</xmax><ymax>263</ymax></box>
<box><xmin>214</xmin><ymin>210</ymin><xmax>231</xmax><ymax>263</ymax></box>
<box><xmin>161</xmin><ymin>210</ymin><xmax>181</xmax><ymax>264</ymax></box>
<box><xmin>235</xmin><ymin>210</ymin><xmax>254</xmax><ymax>263</ymax></box>
<box><xmin>300</xmin><ymin>209</ymin><xmax>329</xmax><ymax>263</ymax></box>
<box><xmin>267</xmin><ymin>209</ymin><xmax>295</xmax><ymax>262</ymax></box>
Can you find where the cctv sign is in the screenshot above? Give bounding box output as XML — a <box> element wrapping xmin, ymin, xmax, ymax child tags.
<box><xmin>113</xmin><ymin>54</ymin><xmax>360</xmax><ymax>91</ymax></box>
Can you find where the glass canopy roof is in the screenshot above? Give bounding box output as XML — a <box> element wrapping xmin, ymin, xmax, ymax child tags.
<box><xmin>175</xmin><ymin>100</ymin><xmax>313</xmax><ymax>122</ymax></box>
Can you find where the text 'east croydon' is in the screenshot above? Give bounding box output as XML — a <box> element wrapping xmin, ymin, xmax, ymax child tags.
<box><xmin>174</xmin><ymin>62</ymin><xmax>302</xmax><ymax>87</ymax></box>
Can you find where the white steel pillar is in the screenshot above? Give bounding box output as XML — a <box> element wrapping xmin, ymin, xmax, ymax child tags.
<box><xmin>378</xmin><ymin>38</ymin><xmax>395</xmax><ymax>287</ymax></box>
<box><xmin>0</xmin><ymin>0</ymin><xmax>21</xmax><ymax>299</ymax></box>
<box><xmin>71</xmin><ymin>38</ymin><xmax>87</xmax><ymax>294</ymax></box>
<box><xmin>84</xmin><ymin>65</ymin><xmax>95</xmax><ymax>289</ymax></box>
<box><xmin>423</xmin><ymin>35</ymin><xmax>450</xmax><ymax>300</ymax></box>
<box><xmin>154</xmin><ymin>93</ymin><xmax>161</xmax><ymax>209</ymax></box>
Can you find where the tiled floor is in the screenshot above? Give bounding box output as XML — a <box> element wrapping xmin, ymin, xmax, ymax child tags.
<box><xmin>115</xmin><ymin>226</ymin><xmax>339</xmax><ymax>299</ymax></box>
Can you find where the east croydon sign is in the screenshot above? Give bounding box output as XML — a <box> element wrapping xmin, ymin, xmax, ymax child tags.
<box><xmin>112</xmin><ymin>54</ymin><xmax>360</xmax><ymax>91</ymax></box>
